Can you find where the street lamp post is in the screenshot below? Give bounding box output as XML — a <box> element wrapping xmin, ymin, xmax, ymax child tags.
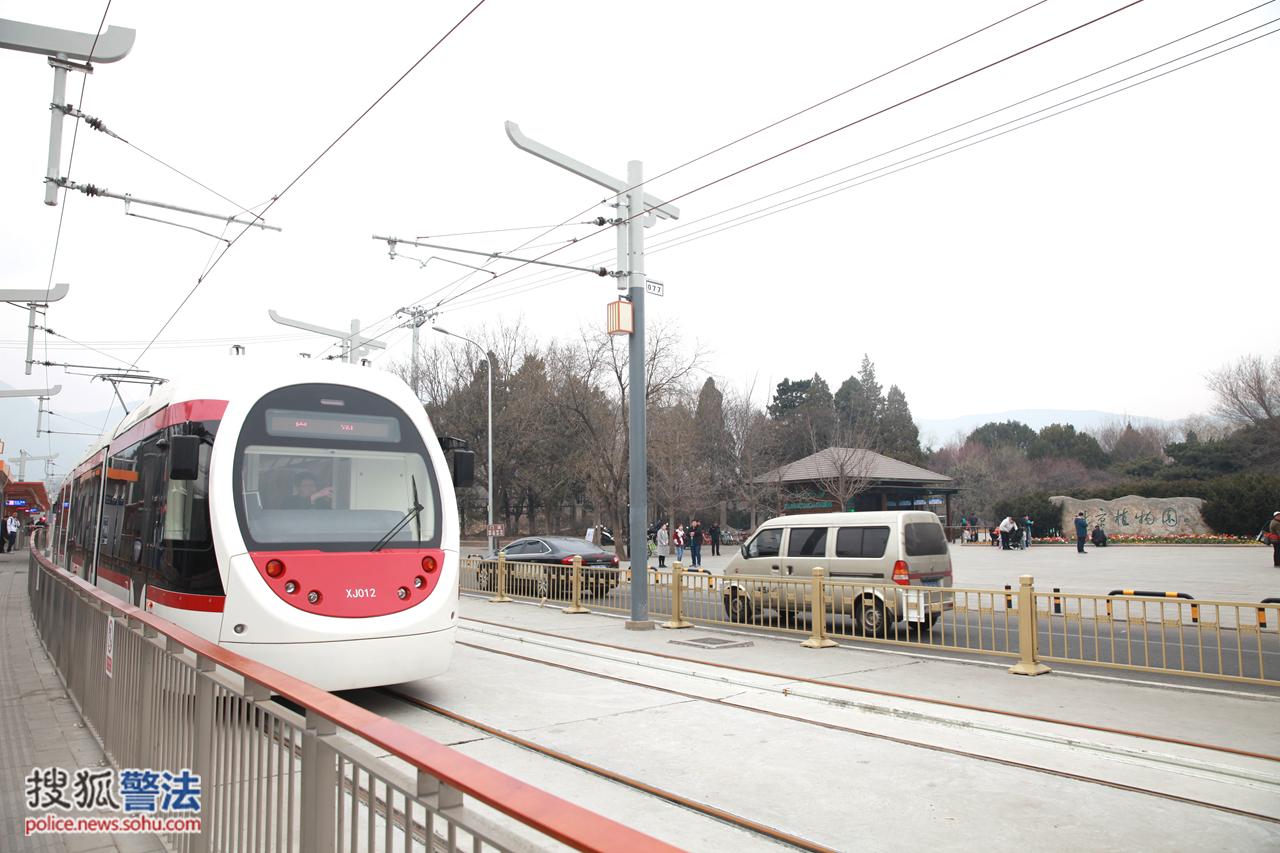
<box><xmin>433</xmin><ymin>327</ymin><xmax>494</xmax><ymax>555</ymax></box>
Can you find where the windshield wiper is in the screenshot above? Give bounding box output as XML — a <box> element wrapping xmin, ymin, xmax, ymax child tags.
<box><xmin>371</xmin><ymin>477</ymin><xmax>423</xmax><ymax>552</ymax></box>
<box><xmin>412</xmin><ymin>476</ymin><xmax>421</xmax><ymax>548</ymax></box>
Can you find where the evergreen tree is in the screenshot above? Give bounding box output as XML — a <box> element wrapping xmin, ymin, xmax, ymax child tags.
<box><xmin>835</xmin><ymin>355</ymin><xmax>884</xmax><ymax>435</ymax></box>
<box><xmin>878</xmin><ymin>385</ymin><xmax>923</xmax><ymax>465</ymax></box>
<box><xmin>1027</xmin><ymin>423</ymin><xmax>1109</xmax><ymax>469</ymax></box>
<box><xmin>768</xmin><ymin>377</ymin><xmax>812</xmax><ymax>419</ymax></box>
<box><xmin>968</xmin><ymin>420</ymin><xmax>1037</xmax><ymax>454</ymax></box>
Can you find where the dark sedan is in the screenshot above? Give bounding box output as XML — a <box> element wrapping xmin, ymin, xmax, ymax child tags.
<box><xmin>488</xmin><ymin>537</ymin><xmax>621</xmax><ymax>597</ymax></box>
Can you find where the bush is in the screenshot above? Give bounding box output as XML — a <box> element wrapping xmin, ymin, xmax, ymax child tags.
<box><xmin>1199</xmin><ymin>474</ymin><xmax>1280</xmax><ymax>536</ymax></box>
<box><xmin>991</xmin><ymin>492</ymin><xmax>1064</xmax><ymax>538</ymax></box>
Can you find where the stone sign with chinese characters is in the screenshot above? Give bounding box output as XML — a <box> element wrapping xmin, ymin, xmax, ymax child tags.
<box><xmin>1049</xmin><ymin>495</ymin><xmax>1209</xmax><ymax>536</ymax></box>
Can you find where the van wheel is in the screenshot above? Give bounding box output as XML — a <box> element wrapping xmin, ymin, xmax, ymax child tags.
<box><xmin>855</xmin><ymin>597</ymin><xmax>887</xmax><ymax>637</ymax></box>
<box><xmin>725</xmin><ymin>592</ymin><xmax>753</xmax><ymax>624</ymax></box>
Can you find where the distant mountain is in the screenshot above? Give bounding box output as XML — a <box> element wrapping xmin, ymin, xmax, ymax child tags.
<box><xmin>915</xmin><ymin>409</ymin><xmax>1173</xmax><ymax>447</ymax></box>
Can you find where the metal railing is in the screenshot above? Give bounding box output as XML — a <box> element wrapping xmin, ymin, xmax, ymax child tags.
<box><xmin>27</xmin><ymin>548</ymin><xmax>687</xmax><ymax>853</ymax></box>
<box><xmin>462</xmin><ymin>557</ymin><xmax>1280</xmax><ymax>685</ymax></box>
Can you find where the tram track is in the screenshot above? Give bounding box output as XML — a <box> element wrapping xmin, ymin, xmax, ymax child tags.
<box><xmin>461</xmin><ymin>616</ymin><xmax>1280</xmax><ymax>765</ymax></box>
<box><xmin>370</xmin><ymin>617</ymin><xmax>1280</xmax><ymax>850</ymax></box>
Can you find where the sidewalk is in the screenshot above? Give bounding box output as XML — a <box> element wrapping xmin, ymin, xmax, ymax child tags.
<box><xmin>0</xmin><ymin>548</ymin><xmax>165</xmax><ymax>853</ymax></box>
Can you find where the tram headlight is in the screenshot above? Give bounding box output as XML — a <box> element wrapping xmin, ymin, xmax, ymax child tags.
<box><xmin>422</xmin><ymin>555</ymin><xmax>438</xmax><ymax>573</ymax></box>
<box><xmin>284</xmin><ymin>581</ymin><xmax>299</xmax><ymax>595</ymax></box>
<box><xmin>266</xmin><ymin>559</ymin><xmax>286</xmax><ymax>578</ymax></box>
<box><xmin>397</xmin><ymin>587</ymin><xmax>410</xmax><ymax>600</ymax></box>
<box><xmin>307</xmin><ymin>590</ymin><xmax>322</xmax><ymax>605</ymax></box>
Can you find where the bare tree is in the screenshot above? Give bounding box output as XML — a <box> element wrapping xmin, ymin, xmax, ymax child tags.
<box><xmin>722</xmin><ymin>379</ymin><xmax>781</xmax><ymax>532</ymax></box>
<box><xmin>1091</xmin><ymin>415</ymin><xmax>1175</xmax><ymax>459</ymax></box>
<box><xmin>648</xmin><ymin>398</ymin><xmax>712</xmax><ymax>533</ymax></box>
<box><xmin>802</xmin><ymin>417</ymin><xmax>881</xmax><ymax>512</ymax></box>
<box><xmin>1207</xmin><ymin>351</ymin><xmax>1280</xmax><ymax>474</ymax></box>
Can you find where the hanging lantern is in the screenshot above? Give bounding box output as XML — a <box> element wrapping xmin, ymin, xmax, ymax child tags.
<box><xmin>607</xmin><ymin>300</ymin><xmax>633</xmax><ymax>336</ymax></box>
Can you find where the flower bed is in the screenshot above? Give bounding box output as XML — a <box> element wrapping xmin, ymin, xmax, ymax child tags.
<box><xmin>1032</xmin><ymin>533</ymin><xmax>1260</xmax><ymax>545</ymax></box>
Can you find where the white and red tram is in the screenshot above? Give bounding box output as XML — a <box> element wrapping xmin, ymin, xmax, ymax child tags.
<box><xmin>51</xmin><ymin>357</ymin><xmax>472</xmax><ymax>691</ymax></box>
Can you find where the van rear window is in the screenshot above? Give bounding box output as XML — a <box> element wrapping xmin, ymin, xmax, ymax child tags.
<box><xmin>905</xmin><ymin>522</ymin><xmax>948</xmax><ymax>556</ymax></box>
<box><xmin>835</xmin><ymin>526</ymin><xmax>889</xmax><ymax>558</ymax></box>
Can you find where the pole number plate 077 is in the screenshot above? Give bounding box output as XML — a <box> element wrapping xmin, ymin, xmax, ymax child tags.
<box><xmin>347</xmin><ymin>588</ymin><xmax>376</xmax><ymax>598</ymax></box>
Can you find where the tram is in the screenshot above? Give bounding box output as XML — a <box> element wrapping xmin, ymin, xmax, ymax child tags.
<box><xmin>50</xmin><ymin>357</ymin><xmax>473</xmax><ymax>691</ymax></box>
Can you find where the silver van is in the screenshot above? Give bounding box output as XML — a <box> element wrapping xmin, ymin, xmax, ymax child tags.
<box><xmin>723</xmin><ymin>511</ymin><xmax>953</xmax><ymax>635</ymax></box>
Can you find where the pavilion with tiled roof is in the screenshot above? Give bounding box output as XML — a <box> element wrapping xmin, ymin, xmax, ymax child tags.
<box><xmin>756</xmin><ymin>448</ymin><xmax>957</xmax><ymax>523</ymax></box>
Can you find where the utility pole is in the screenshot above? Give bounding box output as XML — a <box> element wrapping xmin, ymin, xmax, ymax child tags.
<box><xmin>268</xmin><ymin>310</ymin><xmax>387</xmax><ymax>364</ymax></box>
<box><xmin>0</xmin><ymin>18</ymin><xmax>136</xmax><ymax>205</ymax></box>
<box><xmin>505</xmin><ymin>122</ymin><xmax>680</xmax><ymax>629</ymax></box>
<box><xmin>396</xmin><ymin>307</ymin><xmax>432</xmax><ymax>399</ymax></box>
<box><xmin>7</xmin><ymin>451</ymin><xmax>58</xmax><ymax>482</ymax></box>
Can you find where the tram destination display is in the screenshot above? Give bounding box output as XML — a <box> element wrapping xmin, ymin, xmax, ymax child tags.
<box><xmin>265</xmin><ymin>409</ymin><xmax>401</xmax><ymax>443</ymax></box>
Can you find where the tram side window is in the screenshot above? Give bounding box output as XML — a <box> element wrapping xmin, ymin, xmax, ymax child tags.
<box><xmin>71</xmin><ymin>466</ymin><xmax>103</xmax><ymax>558</ymax></box>
<box><xmin>106</xmin><ymin>447</ymin><xmax>140</xmax><ymax>563</ymax></box>
<box><xmin>108</xmin><ymin>428</ymin><xmax>220</xmax><ymax>596</ymax></box>
<box><xmin>164</xmin><ymin>442</ymin><xmax>211</xmax><ymax>544</ymax></box>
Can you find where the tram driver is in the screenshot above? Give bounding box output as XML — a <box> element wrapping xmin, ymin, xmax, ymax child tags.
<box><xmin>284</xmin><ymin>471</ymin><xmax>334</xmax><ymax>509</ymax></box>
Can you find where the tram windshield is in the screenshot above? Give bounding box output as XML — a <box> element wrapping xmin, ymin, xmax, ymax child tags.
<box><xmin>239</xmin><ymin>445</ymin><xmax>437</xmax><ymax>547</ymax></box>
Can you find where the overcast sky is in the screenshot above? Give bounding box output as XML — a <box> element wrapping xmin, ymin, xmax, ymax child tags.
<box><xmin>2</xmin><ymin>1</ymin><xmax>1276</xmax><ymax>452</ymax></box>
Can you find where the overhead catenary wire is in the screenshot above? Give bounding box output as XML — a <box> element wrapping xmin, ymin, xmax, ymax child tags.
<box><xmin>426</xmin><ymin>7</ymin><xmax>1275</xmax><ymax>316</ymax></box>
<box><xmin>425</xmin><ymin>0</ymin><xmax>1152</xmax><ymax>316</ymax></box>
<box><xmin>645</xmin><ymin>20</ymin><xmax>1280</xmax><ymax>258</ymax></box>
<box><xmin>22</xmin><ymin>1</ymin><xmax>1119</xmax><ymax>375</ymax></box>
<box><xmin>126</xmin><ymin>0</ymin><xmax>491</xmax><ymax>370</ymax></box>
<box><xmin>415</xmin><ymin>0</ymin><xmax>1062</xmax><ymax>312</ymax></box>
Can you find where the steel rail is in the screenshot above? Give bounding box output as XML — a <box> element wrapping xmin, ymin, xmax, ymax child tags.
<box><xmin>461</xmin><ymin>616</ymin><xmax>1280</xmax><ymax>764</ymax></box>
<box><xmin>385</xmin><ymin>657</ymin><xmax>1280</xmax><ymax>831</ymax></box>
<box><xmin>382</xmin><ymin>688</ymin><xmax>847</xmax><ymax>853</ymax></box>
<box><xmin>423</xmin><ymin>636</ymin><xmax>1280</xmax><ymax>826</ymax></box>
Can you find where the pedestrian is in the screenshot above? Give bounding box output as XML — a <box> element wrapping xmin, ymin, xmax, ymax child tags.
<box><xmin>1091</xmin><ymin>525</ymin><xmax>1108</xmax><ymax>547</ymax></box>
<box><xmin>1075</xmin><ymin>511</ymin><xmax>1088</xmax><ymax>554</ymax></box>
<box><xmin>673</xmin><ymin>523</ymin><xmax>686</xmax><ymax>564</ymax></box>
<box><xmin>1269</xmin><ymin>511</ymin><xmax>1280</xmax><ymax>568</ymax></box>
<box><xmin>990</xmin><ymin>525</ymin><xmax>1001</xmax><ymax>548</ymax></box>
<box><xmin>710</xmin><ymin>521</ymin><xmax>721</xmax><ymax>557</ymax></box>
<box><xmin>689</xmin><ymin>520</ymin><xmax>703</xmax><ymax>568</ymax></box>
<box><xmin>1021</xmin><ymin>515</ymin><xmax>1033</xmax><ymax>550</ymax></box>
<box><xmin>656</xmin><ymin>523</ymin><xmax>669</xmax><ymax>569</ymax></box>
<box><xmin>4</xmin><ymin>515</ymin><xmax>18</xmax><ymax>553</ymax></box>
<box><xmin>999</xmin><ymin>516</ymin><xmax>1017</xmax><ymax>550</ymax></box>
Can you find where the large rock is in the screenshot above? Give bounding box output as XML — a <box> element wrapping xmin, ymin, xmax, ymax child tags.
<box><xmin>1049</xmin><ymin>495</ymin><xmax>1210</xmax><ymax>536</ymax></box>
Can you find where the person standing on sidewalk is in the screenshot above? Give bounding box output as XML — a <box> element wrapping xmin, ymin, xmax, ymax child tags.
<box><xmin>1270</xmin><ymin>511</ymin><xmax>1280</xmax><ymax>567</ymax></box>
<box><xmin>655</xmin><ymin>523</ymin><xmax>669</xmax><ymax>568</ymax></box>
<box><xmin>710</xmin><ymin>521</ymin><xmax>721</xmax><ymax>557</ymax></box>
<box><xmin>1075</xmin><ymin>512</ymin><xmax>1089</xmax><ymax>553</ymax></box>
<box><xmin>673</xmin><ymin>524</ymin><xmax>686</xmax><ymax>564</ymax></box>
<box><xmin>1021</xmin><ymin>515</ymin><xmax>1033</xmax><ymax>550</ymax></box>
<box><xmin>5</xmin><ymin>515</ymin><xmax>18</xmax><ymax>553</ymax></box>
<box><xmin>689</xmin><ymin>520</ymin><xmax>703</xmax><ymax>568</ymax></box>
